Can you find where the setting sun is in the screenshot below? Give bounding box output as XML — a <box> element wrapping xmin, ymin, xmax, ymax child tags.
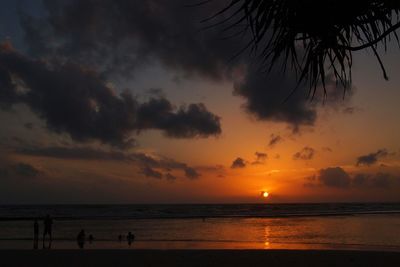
<box><xmin>262</xmin><ymin>191</ymin><xmax>269</xmax><ymax>198</ymax></box>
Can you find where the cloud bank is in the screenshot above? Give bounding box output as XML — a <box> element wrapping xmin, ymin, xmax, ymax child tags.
<box><xmin>17</xmin><ymin>0</ymin><xmax>352</xmax><ymax>132</ymax></box>
<box><xmin>0</xmin><ymin>43</ymin><xmax>221</xmax><ymax>147</ymax></box>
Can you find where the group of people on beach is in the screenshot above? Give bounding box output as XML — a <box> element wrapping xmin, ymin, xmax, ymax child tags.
<box><xmin>119</xmin><ymin>232</ymin><xmax>135</xmax><ymax>246</ymax></box>
<box><xmin>33</xmin><ymin>214</ymin><xmax>53</xmax><ymax>249</ymax></box>
<box><xmin>33</xmin><ymin>215</ymin><xmax>136</xmax><ymax>249</ymax></box>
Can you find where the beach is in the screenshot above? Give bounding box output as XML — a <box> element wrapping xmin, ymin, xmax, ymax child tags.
<box><xmin>1</xmin><ymin>204</ymin><xmax>400</xmax><ymax>266</ymax></box>
<box><xmin>1</xmin><ymin>204</ymin><xmax>400</xmax><ymax>251</ymax></box>
<box><xmin>1</xmin><ymin>249</ymin><xmax>400</xmax><ymax>267</ymax></box>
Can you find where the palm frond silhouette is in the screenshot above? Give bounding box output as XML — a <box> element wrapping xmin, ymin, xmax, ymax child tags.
<box><xmin>203</xmin><ymin>0</ymin><xmax>400</xmax><ymax>98</ymax></box>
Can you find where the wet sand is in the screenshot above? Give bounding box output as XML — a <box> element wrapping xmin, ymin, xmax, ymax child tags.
<box><xmin>1</xmin><ymin>249</ymin><xmax>399</xmax><ymax>267</ymax></box>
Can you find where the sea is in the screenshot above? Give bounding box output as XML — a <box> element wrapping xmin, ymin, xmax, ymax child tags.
<box><xmin>1</xmin><ymin>203</ymin><xmax>400</xmax><ymax>250</ymax></box>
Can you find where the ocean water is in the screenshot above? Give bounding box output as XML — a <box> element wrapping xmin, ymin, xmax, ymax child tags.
<box><xmin>0</xmin><ymin>203</ymin><xmax>400</xmax><ymax>250</ymax></box>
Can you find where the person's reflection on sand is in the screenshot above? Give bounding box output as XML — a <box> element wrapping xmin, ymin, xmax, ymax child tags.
<box><xmin>77</xmin><ymin>229</ymin><xmax>86</xmax><ymax>249</ymax></box>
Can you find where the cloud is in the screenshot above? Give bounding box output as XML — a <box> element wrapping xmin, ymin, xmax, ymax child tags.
<box><xmin>17</xmin><ymin>0</ymin><xmax>352</xmax><ymax>131</ymax></box>
<box><xmin>0</xmin><ymin>162</ymin><xmax>41</xmax><ymax>178</ymax></box>
<box><xmin>135</xmin><ymin>99</ymin><xmax>221</xmax><ymax>138</ymax></box>
<box><xmin>318</xmin><ymin>167</ymin><xmax>351</xmax><ymax>188</ymax></box>
<box><xmin>141</xmin><ymin>166</ymin><xmax>163</xmax><ymax>179</ymax></box>
<box><xmin>231</xmin><ymin>157</ymin><xmax>246</xmax><ymax>169</ymax></box>
<box><xmin>17</xmin><ymin>145</ymin><xmax>131</xmax><ymax>161</ymax></box>
<box><xmin>233</xmin><ymin>67</ymin><xmax>317</xmax><ymax>131</ymax></box>
<box><xmin>165</xmin><ymin>173</ymin><xmax>177</xmax><ymax>181</ymax></box>
<box><xmin>307</xmin><ymin>167</ymin><xmax>399</xmax><ymax>189</ymax></box>
<box><xmin>252</xmin><ymin>152</ymin><xmax>267</xmax><ymax>165</ymax></box>
<box><xmin>353</xmin><ymin>172</ymin><xmax>397</xmax><ymax>188</ymax></box>
<box><xmin>293</xmin><ymin>146</ymin><xmax>315</xmax><ymax>160</ymax></box>
<box><xmin>14</xmin><ymin>144</ymin><xmax>200</xmax><ymax>180</ymax></box>
<box><xmin>0</xmin><ymin>44</ymin><xmax>221</xmax><ymax>147</ymax></box>
<box><xmin>184</xmin><ymin>167</ymin><xmax>200</xmax><ymax>179</ymax></box>
<box><xmin>356</xmin><ymin>149</ymin><xmax>388</xmax><ymax>166</ymax></box>
<box><xmin>268</xmin><ymin>134</ymin><xmax>283</xmax><ymax>148</ymax></box>
<box><xmin>20</xmin><ymin>0</ymin><xmax>236</xmax><ymax>80</ymax></box>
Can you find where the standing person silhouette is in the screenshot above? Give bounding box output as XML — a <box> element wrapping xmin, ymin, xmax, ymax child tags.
<box><xmin>33</xmin><ymin>219</ymin><xmax>39</xmax><ymax>249</ymax></box>
<box><xmin>77</xmin><ymin>229</ymin><xmax>86</xmax><ymax>249</ymax></box>
<box><xmin>43</xmin><ymin>214</ymin><xmax>53</xmax><ymax>247</ymax></box>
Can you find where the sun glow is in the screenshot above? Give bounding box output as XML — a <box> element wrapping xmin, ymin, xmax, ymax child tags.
<box><xmin>262</xmin><ymin>191</ymin><xmax>269</xmax><ymax>198</ymax></box>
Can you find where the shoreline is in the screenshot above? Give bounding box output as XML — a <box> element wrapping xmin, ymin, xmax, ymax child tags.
<box><xmin>1</xmin><ymin>210</ymin><xmax>400</xmax><ymax>221</ymax></box>
<box><xmin>1</xmin><ymin>239</ymin><xmax>400</xmax><ymax>252</ymax></box>
<box><xmin>1</xmin><ymin>249</ymin><xmax>400</xmax><ymax>267</ymax></box>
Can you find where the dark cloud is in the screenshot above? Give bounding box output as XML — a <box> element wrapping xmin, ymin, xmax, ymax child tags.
<box><xmin>268</xmin><ymin>134</ymin><xmax>283</xmax><ymax>148</ymax></box>
<box><xmin>0</xmin><ymin>44</ymin><xmax>221</xmax><ymax>147</ymax></box>
<box><xmin>356</xmin><ymin>149</ymin><xmax>388</xmax><ymax>166</ymax></box>
<box><xmin>184</xmin><ymin>167</ymin><xmax>200</xmax><ymax>179</ymax></box>
<box><xmin>165</xmin><ymin>173</ymin><xmax>177</xmax><ymax>181</ymax></box>
<box><xmin>293</xmin><ymin>146</ymin><xmax>315</xmax><ymax>160</ymax></box>
<box><xmin>20</xmin><ymin>0</ymin><xmax>237</xmax><ymax>80</ymax></box>
<box><xmin>135</xmin><ymin>99</ymin><xmax>221</xmax><ymax>138</ymax></box>
<box><xmin>197</xmin><ymin>164</ymin><xmax>226</xmax><ymax>178</ymax></box>
<box><xmin>308</xmin><ymin>167</ymin><xmax>399</xmax><ymax>189</ymax></box>
<box><xmin>17</xmin><ymin>145</ymin><xmax>131</xmax><ymax>161</ymax></box>
<box><xmin>17</xmin><ymin>0</ymin><xmax>351</xmax><ymax>130</ymax></box>
<box><xmin>0</xmin><ymin>162</ymin><xmax>40</xmax><ymax>178</ymax></box>
<box><xmin>141</xmin><ymin>166</ymin><xmax>163</xmax><ymax>179</ymax></box>
<box><xmin>318</xmin><ymin>167</ymin><xmax>351</xmax><ymax>188</ymax></box>
<box><xmin>234</xmin><ymin>67</ymin><xmax>316</xmax><ymax>131</ymax></box>
<box><xmin>231</xmin><ymin>157</ymin><xmax>246</xmax><ymax>169</ymax></box>
<box><xmin>353</xmin><ymin>173</ymin><xmax>396</xmax><ymax>188</ymax></box>
<box><xmin>15</xmin><ymin>144</ymin><xmax>200</xmax><ymax>180</ymax></box>
<box><xmin>252</xmin><ymin>152</ymin><xmax>267</xmax><ymax>165</ymax></box>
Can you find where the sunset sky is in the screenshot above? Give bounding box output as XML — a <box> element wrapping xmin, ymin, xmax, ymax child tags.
<box><xmin>1</xmin><ymin>0</ymin><xmax>400</xmax><ymax>204</ymax></box>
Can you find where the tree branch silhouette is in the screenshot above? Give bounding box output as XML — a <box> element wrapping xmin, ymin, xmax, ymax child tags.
<box><xmin>203</xmin><ymin>0</ymin><xmax>400</xmax><ymax>99</ymax></box>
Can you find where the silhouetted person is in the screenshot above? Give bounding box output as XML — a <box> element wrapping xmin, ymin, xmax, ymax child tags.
<box><xmin>127</xmin><ymin>232</ymin><xmax>135</xmax><ymax>246</ymax></box>
<box><xmin>43</xmin><ymin>214</ymin><xmax>53</xmax><ymax>248</ymax></box>
<box><xmin>33</xmin><ymin>219</ymin><xmax>39</xmax><ymax>249</ymax></box>
<box><xmin>77</xmin><ymin>229</ymin><xmax>86</xmax><ymax>249</ymax></box>
<box><xmin>118</xmin><ymin>234</ymin><xmax>123</xmax><ymax>242</ymax></box>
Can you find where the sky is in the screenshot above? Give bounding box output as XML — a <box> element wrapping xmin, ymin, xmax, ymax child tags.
<box><xmin>0</xmin><ymin>0</ymin><xmax>400</xmax><ymax>204</ymax></box>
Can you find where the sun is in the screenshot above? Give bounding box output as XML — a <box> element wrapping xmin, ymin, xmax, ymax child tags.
<box><xmin>261</xmin><ymin>191</ymin><xmax>269</xmax><ymax>198</ymax></box>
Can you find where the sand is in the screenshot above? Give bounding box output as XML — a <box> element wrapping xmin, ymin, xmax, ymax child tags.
<box><xmin>0</xmin><ymin>249</ymin><xmax>399</xmax><ymax>267</ymax></box>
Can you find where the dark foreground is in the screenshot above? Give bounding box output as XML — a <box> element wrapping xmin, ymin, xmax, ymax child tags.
<box><xmin>1</xmin><ymin>250</ymin><xmax>400</xmax><ymax>267</ymax></box>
